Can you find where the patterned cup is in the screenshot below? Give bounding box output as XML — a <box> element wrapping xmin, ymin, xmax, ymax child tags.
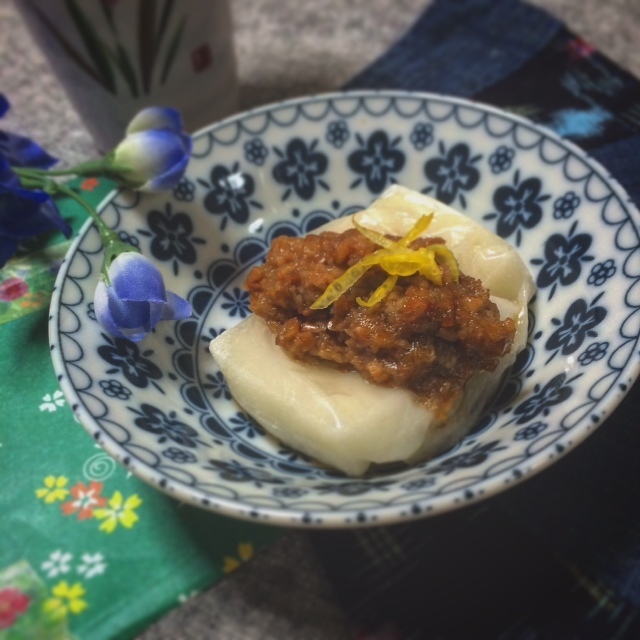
<box><xmin>15</xmin><ymin>0</ymin><xmax>237</xmax><ymax>151</ymax></box>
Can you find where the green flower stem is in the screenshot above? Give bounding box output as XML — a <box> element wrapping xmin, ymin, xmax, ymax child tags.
<box><xmin>14</xmin><ymin>157</ymin><xmax>132</xmax><ymax>179</ymax></box>
<box><xmin>49</xmin><ymin>181</ymin><xmax>112</xmax><ymax>238</ymax></box>
<box><xmin>14</xmin><ymin>169</ymin><xmax>138</xmax><ymax>283</ymax></box>
<box><xmin>51</xmin><ymin>181</ymin><xmax>139</xmax><ymax>282</ymax></box>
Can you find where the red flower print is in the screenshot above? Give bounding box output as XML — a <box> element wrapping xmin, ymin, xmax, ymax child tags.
<box><xmin>191</xmin><ymin>44</ymin><xmax>213</xmax><ymax>73</ymax></box>
<box><xmin>81</xmin><ymin>178</ymin><xmax>100</xmax><ymax>191</ymax></box>
<box><xmin>61</xmin><ymin>481</ymin><xmax>107</xmax><ymax>520</ymax></box>
<box><xmin>566</xmin><ymin>37</ymin><xmax>596</xmax><ymax>60</ymax></box>
<box><xmin>0</xmin><ymin>277</ymin><xmax>28</xmax><ymax>302</ymax></box>
<box><xmin>0</xmin><ymin>588</ymin><xmax>30</xmax><ymax>629</ymax></box>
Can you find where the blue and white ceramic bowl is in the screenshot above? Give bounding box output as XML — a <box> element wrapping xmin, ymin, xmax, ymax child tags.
<box><xmin>50</xmin><ymin>91</ymin><xmax>640</xmax><ymax>528</ymax></box>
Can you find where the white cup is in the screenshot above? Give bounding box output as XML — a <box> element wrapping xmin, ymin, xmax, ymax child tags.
<box><xmin>15</xmin><ymin>0</ymin><xmax>238</xmax><ymax>151</ymax></box>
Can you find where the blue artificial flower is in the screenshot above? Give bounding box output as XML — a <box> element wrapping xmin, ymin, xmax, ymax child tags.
<box><xmin>109</xmin><ymin>107</ymin><xmax>192</xmax><ymax>192</ymax></box>
<box><xmin>0</xmin><ymin>94</ymin><xmax>58</xmax><ymax>170</ymax></box>
<box><xmin>0</xmin><ymin>158</ymin><xmax>72</xmax><ymax>267</ymax></box>
<box><xmin>94</xmin><ymin>252</ymin><xmax>192</xmax><ymax>342</ymax></box>
<box><xmin>0</xmin><ymin>94</ymin><xmax>71</xmax><ymax>266</ymax></box>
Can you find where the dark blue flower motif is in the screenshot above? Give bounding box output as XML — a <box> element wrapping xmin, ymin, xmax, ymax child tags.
<box><xmin>401</xmin><ymin>477</ymin><xmax>435</xmax><ymax>491</ymax></box>
<box><xmin>488</xmin><ymin>146</ymin><xmax>515</xmax><ymax>174</ymax></box>
<box><xmin>424</xmin><ymin>142</ymin><xmax>480</xmax><ymax>208</ymax></box>
<box><xmin>139</xmin><ymin>203</ymin><xmax>205</xmax><ymax>276</ymax></box>
<box><xmin>203</xmin><ymin>370</ymin><xmax>231</xmax><ymax>400</ymax></box>
<box><xmin>515</xmin><ymin>421</ymin><xmax>547</xmax><ymax>440</ymax></box>
<box><xmin>229</xmin><ymin>412</ymin><xmax>263</xmax><ymax>439</ymax></box>
<box><xmin>162</xmin><ymin>447</ymin><xmax>197</xmax><ymax>463</ymax></box>
<box><xmin>272</xmin><ymin>138</ymin><xmax>329</xmax><ymax>200</ymax></box>
<box><xmin>97</xmin><ymin>335</ymin><xmax>163</xmax><ymax>388</ymax></box>
<box><xmin>513</xmin><ymin>373</ymin><xmax>575</xmax><ymax>424</ymax></box>
<box><xmin>220</xmin><ymin>287</ymin><xmax>250</xmax><ymax>318</ymax></box>
<box><xmin>325</xmin><ymin>120</ymin><xmax>350</xmax><ymax>148</ymax></box>
<box><xmin>484</xmin><ymin>171</ymin><xmax>550</xmax><ymax>245</ymax></box>
<box><xmin>94</xmin><ymin>252</ymin><xmax>192</xmax><ymax>342</ymax></box>
<box><xmin>348</xmin><ymin>130</ymin><xmax>405</xmax><ymax>194</ymax></box>
<box><xmin>207</xmin><ymin>459</ymin><xmax>286</xmax><ymax>486</ymax></box>
<box><xmin>173</xmin><ymin>178</ymin><xmax>196</xmax><ymax>202</ymax></box>
<box><xmin>553</xmin><ymin>191</ymin><xmax>581</xmax><ymax>219</ymax></box>
<box><xmin>202</xmin><ymin>163</ymin><xmax>260</xmax><ymax>229</ymax></box>
<box><xmin>313</xmin><ymin>480</ymin><xmax>394</xmax><ymax>496</ymax></box>
<box><xmin>273</xmin><ymin>487</ymin><xmax>308</xmax><ymax>498</ymax></box>
<box><xmin>130</xmin><ymin>403</ymin><xmax>201</xmax><ymax>447</ymax></box>
<box><xmin>409</xmin><ymin>122</ymin><xmax>434</xmax><ymax>150</ymax></box>
<box><xmin>531</xmin><ymin>221</ymin><xmax>593</xmax><ymax>300</ymax></box>
<box><xmin>427</xmin><ymin>441</ymin><xmax>506</xmax><ymax>475</ymax></box>
<box><xmin>546</xmin><ymin>297</ymin><xmax>607</xmax><ymax>357</ymax></box>
<box><xmin>99</xmin><ymin>379</ymin><xmax>131</xmax><ymax>400</ymax></box>
<box><xmin>244</xmin><ymin>138</ymin><xmax>269</xmax><ymax>165</ymax></box>
<box><xmin>588</xmin><ymin>259</ymin><xmax>616</xmax><ymax>286</ymax></box>
<box><xmin>578</xmin><ymin>341</ymin><xmax>609</xmax><ymax>366</ymax></box>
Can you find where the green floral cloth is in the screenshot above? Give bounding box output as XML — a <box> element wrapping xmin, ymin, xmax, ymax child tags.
<box><xmin>0</xmin><ymin>179</ymin><xmax>281</xmax><ymax>640</ymax></box>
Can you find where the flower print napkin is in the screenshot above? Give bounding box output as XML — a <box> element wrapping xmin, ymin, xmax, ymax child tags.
<box><xmin>0</xmin><ymin>178</ymin><xmax>281</xmax><ymax>640</ymax></box>
<box><xmin>309</xmin><ymin>1</ymin><xmax>640</xmax><ymax>638</ymax></box>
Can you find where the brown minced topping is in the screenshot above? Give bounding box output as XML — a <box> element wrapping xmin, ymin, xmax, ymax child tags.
<box><xmin>245</xmin><ymin>227</ymin><xmax>515</xmax><ymax>422</ymax></box>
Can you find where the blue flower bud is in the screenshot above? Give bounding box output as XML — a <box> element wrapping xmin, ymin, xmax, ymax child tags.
<box><xmin>110</xmin><ymin>107</ymin><xmax>192</xmax><ymax>192</ymax></box>
<box><xmin>94</xmin><ymin>252</ymin><xmax>191</xmax><ymax>342</ymax></box>
<box><xmin>125</xmin><ymin>106</ymin><xmax>184</xmax><ymax>136</ymax></box>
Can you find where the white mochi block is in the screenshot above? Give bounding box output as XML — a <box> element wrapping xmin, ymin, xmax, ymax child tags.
<box><xmin>209</xmin><ymin>186</ymin><xmax>535</xmax><ymax>476</ymax></box>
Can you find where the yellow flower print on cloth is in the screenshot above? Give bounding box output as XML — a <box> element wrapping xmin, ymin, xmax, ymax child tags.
<box><xmin>223</xmin><ymin>543</ymin><xmax>254</xmax><ymax>574</ymax></box>
<box><xmin>43</xmin><ymin>581</ymin><xmax>88</xmax><ymax>620</ymax></box>
<box><xmin>35</xmin><ymin>476</ymin><xmax>69</xmax><ymax>503</ymax></box>
<box><xmin>93</xmin><ymin>491</ymin><xmax>142</xmax><ymax>533</ymax></box>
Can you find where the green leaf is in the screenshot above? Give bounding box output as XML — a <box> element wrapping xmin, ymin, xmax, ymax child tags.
<box><xmin>137</xmin><ymin>0</ymin><xmax>158</xmax><ymax>95</ymax></box>
<box><xmin>160</xmin><ymin>15</ymin><xmax>186</xmax><ymax>84</ymax></box>
<box><xmin>156</xmin><ymin>0</ymin><xmax>176</xmax><ymax>50</ymax></box>
<box><xmin>64</xmin><ymin>0</ymin><xmax>116</xmax><ymax>93</ymax></box>
<box><xmin>23</xmin><ymin>0</ymin><xmax>114</xmax><ymax>93</ymax></box>
<box><xmin>114</xmin><ymin>44</ymin><xmax>140</xmax><ymax>98</ymax></box>
<box><xmin>99</xmin><ymin>0</ymin><xmax>117</xmax><ymax>35</ymax></box>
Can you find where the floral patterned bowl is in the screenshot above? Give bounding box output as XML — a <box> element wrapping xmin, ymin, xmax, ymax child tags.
<box><xmin>50</xmin><ymin>91</ymin><xmax>640</xmax><ymax>528</ymax></box>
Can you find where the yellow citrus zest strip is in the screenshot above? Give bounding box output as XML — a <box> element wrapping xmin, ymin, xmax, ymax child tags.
<box><xmin>397</xmin><ymin>213</ymin><xmax>434</xmax><ymax>247</ymax></box>
<box><xmin>357</xmin><ymin>275</ymin><xmax>398</xmax><ymax>307</ymax></box>
<box><xmin>310</xmin><ymin>214</ymin><xmax>459</xmax><ymax>310</ymax></box>
<box><xmin>309</xmin><ymin>255</ymin><xmax>379</xmax><ymax>310</ymax></box>
<box><xmin>352</xmin><ymin>218</ymin><xmax>396</xmax><ymax>249</ymax></box>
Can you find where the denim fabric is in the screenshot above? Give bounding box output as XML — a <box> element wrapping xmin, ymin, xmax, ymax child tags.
<box><xmin>313</xmin><ymin>2</ymin><xmax>640</xmax><ymax>638</ymax></box>
<box><xmin>346</xmin><ymin>0</ymin><xmax>562</xmax><ymax>97</ymax></box>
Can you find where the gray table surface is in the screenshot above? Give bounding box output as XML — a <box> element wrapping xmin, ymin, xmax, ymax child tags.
<box><xmin>2</xmin><ymin>0</ymin><xmax>639</xmax><ymax>638</ymax></box>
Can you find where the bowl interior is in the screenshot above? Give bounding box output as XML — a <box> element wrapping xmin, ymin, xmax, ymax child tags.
<box><xmin>51</xmin><ymin>92</ymin><xmax>640</xmax><ymax>527</ymax></box>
